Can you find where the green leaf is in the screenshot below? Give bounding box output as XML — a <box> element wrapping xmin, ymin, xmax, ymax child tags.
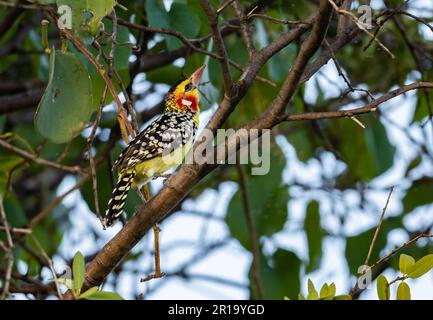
<box><xmin>327</xmin><ymin>283</ymin><xmax>336</xmax><ymax>299</ymax></box>
<box><xmin>226</xmin><ymin>144</ymin><xmax>288</xmax><ymax>250</ymax></box>
<box><xmin>402</xmin><ymin>178</ymin><xmax>433</xmax><ymax>215</ymax></box>
<box><xmin>304</xmin><ymin>201</ymin><xmax>324</xmax><ymax>273</ymax></box>
<box><xmin>145</xmin><ymin>1</ymin><xmax>201</xmax><ymax>50</ymax></box>
<box><xmin>407</xmin><ymin>254</ymin><xmax>433</xmax><ymax>279</ymax></box>
<box><xmin>79</xmin><ymin>286</ymin><xmax>99</xmax><ymax>299</ymax></box>
<box><xmin>412</xmin><ymin>89</ymin><xmax>431</xmax><ymax>123</ymax></box>
<box><xmin>319</xmin><ymin>283</ymin><xmax>329</xmax><ymax>299</ymax></box>
<box><xmin>35</xmin><ymin>50</ymin><xmax>93</xmax><ymax>144</ymax></box>
<box><xmin>3</xmin><ymin>196</ymin><xmax>28</xmax><ymax>227</ymax></box>
<box><xmin>251</xmin><ymin>249</ymin><xmax>301</xmax><ymax>299</ymax></box>
<box><xmin>146</xmin><ymin>64</ymin><xmax>182</xmax><ymax>85</ymax></box>
<box><xmin>84</xmin><ymin>291</ymin><xmax>124</xmax><ymax>300</ymax></box>
<box><xmin>376</xmin><ymin>274</ymin><xmax>390</xmax><ymax>300</ymax></box>
<box><xmin>319</xmin><ymin>282</ymin><xmax>335</xmax><ymax>299</ymax></box>
<box><xmin>397</xmin><ymin>282</ymin><xmax>411</xmax><ymax>300</ymax></box>
<box><xmin>167</xmin><ymin>3</ymin><xmax>201</xmax><ymax>50</ymax></box>
<box><xmin>316</xmin><ymin>115</ymin><xmax>395</xmax><ymax>186</ymax></box>
<box><xmin>399</xmin><ymin>254</ymin><xmax>415</xmax><ymax>274</ymax></box>
<box><xmin>297</xmin><ymin>293</ymin><xmax>306</xmax><ymax>300</ymax></box>
<box><xmin>56</xmin><ymin>0</ymin><xmax>117</xmax><ymax>39</ymax></box>
<box><xmin>72</xmin><ymin>251</ymin><xmax>85</xmax><ymax>293</ymax></box>
<box><xmin>307</xmin><ymin>279</ymin><xmax>319</xmax><ymax>300</ymax></box>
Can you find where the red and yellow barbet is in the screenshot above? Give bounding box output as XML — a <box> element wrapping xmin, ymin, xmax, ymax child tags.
<box><xmin>102</xmin><ymin>65</ymin><xmax>206</xmax><ymax>228</ymax></box>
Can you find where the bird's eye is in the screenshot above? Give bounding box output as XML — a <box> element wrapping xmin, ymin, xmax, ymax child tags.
<box><xmin>184</xmin><ymin>82</ymin><xmax>193</xmax><ymax>91</ymax></box>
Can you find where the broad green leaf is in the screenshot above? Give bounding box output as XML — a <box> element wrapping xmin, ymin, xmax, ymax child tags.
<box><xmin>226</xmin><ymin>144</ymin><xmax>288</xmax><ymax>250</ymax></box>
<box><xmin>407</xmin><ymin>254</ymin><xmax>433</xmax><ymax>279</ymax></box>
<box><xmin>304</xmin><ymin>201</ymin><xmax>324</xmax><ymax>273</ymax></box>
<box><xmin>79</xmin><ymin>286</ymin><xmax>99</xmax><ymax>299</ymax></box>
<box><xmin>35</xmin><ymin>50</ymin><xmax>93</xmax><ymax>144</ymax></box>
<box><xmin>146</xmin><ymin>64</ymin><xmax>182</xmax><ymax>85</ymax></box>
<box><xmin>298</xmin><ymin>294</ymin><xmax>305</xmax><ymax>300</ymax></box>
<box><xmin>56</xmin><ymin>0</ymin><xmax>117</xmax><ymax>39</ymax></box>
<box><xmin>73</xmin><ymin>251</ymin><xmax>85</xmax><ymax>293</ymax></box>
<box><xmin>267</xmin><ymin>45</ymin><xmax>296</xmax><ymax>83</ymax></box>
<box><xmin>399</xmin><ymin>254</ymin><xmax>415</xmax><ymax>274</ymax></box>
<box><xmin>251</xmin><ymin>249</ymin><xmax>301</xmax><ymax>300</ymax></box>
<box><xmin>402</xmin><ymin>178</ymin><xmax>433</xmax><ymax>215</ymax></box>
<box><xmin>2</xmin><ymin>196</ymin><xmax>27</xmax><ymax>227</ymax></box>
<box><xmin>376</xmin><ymin>274</ymin><xmax>390</xmax><ymax>300</ymax></box>
<box><xmin>285</xmin><ymin>123</ymin><xmax>318</xmax><ymax>163</ymax></box>
<box><xmin>167</xmin><ymin>3</ymin><xmax>201</xmax><ymax>50</ymax></box>
<box><xmin>397</xmin><ymin>282</ymin><xmax>411</xmax><ymax>300</ymax></box>
<box><xmin>412</xmin><ymin>89</ymin><xmax>433</xmax><ymax>123</ymax></box>
<box><xmin>84</xmin><ymin>291</ymin><xmax>124</xmax><ymax>300</ymax></box>
<box><xmin>328</xmin><ymin>115</ymin><xmax>395</xmax><ymax>182</ymax></box>
<box><xmin>365</xmin><ymin>117</ymin><xmax>395</xmax><ymax>175</ymax></box>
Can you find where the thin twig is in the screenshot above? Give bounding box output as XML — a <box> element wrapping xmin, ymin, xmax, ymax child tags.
<box><xmin>28</xmin><ymin>234</ymin><xmax>63</xmax><ymax>299</ymax></box>
<box><xmin>248</xmin><ymin>13</ymin><xmax>313</xmax><ymax>26</ymax></box>
<box><xmin>0</xmin><ymin>226</ymin><xmax>31</xmax><ymax>234</ymax></box>
<box><xmin>327</xmin><ymin>0</ymin><xmax>395</xmax><ymax>58</ymax></box>
<box><xmin>283</xmin><ymin>82</ymin><xmax>433</xmax><ymax>123</ymax></box>
<box><xmin>58</xmin><ymin>27</ymin><xmax>134</xmax><ymax>144</ymax></box>
<box><xmin>199</xmin><ymin>0</ymin><xmax>233</xmax><ymax>94</ymax></box>
<box><xmin>86</xmin><ymin>85</ymin><xmax>109</xmax><ymax>221</ymax></box>
<box><xmin>233</xmin><ymin>0</ymin><xmax>255</xmax><ymax>59</ymax></box>
<box><xmin>364</xmin><ymin>187</ymin><xmax>394</xmax><ymax>266</ymax></box>
<box><xmin>0</xmin><ymin>138</ymin><xmax>81</xmax><ymax>174</ymax></box>
<box><xmin>0</xmin><ymin>196</ymin><xmax>13</xmax><ymax>299</ymax></box>
<box><xmin>116</xmin><ymin>18</ymin><xmax>275</xmax><ymax>86</ymax></box>
<box><xmin>216</xmin><ymin>0</ymin><xmax>235</xmax><ymax>15</ymax></box>
<box><xmin>236</xmin><ymin>163</ymin><xmax>264</xmax><ymax>300</ymax></box>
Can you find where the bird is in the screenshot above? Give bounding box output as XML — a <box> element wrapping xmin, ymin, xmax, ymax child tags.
<box><xmin>102</xmin><ymin>65</ymin><xmax>206</xmax><ymax>229</ymax></box>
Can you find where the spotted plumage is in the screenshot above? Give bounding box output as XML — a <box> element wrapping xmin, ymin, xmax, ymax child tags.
<box><xmin>102</xmin><ymin>65</ymin><xmax>205</xmax><ymax>229</ymax></box>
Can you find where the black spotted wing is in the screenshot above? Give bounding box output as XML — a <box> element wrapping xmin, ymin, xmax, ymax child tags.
<box><xmin>113</xmin><ymin>112</ymin><xmax>196</xmax><ymax>173</ymax></box>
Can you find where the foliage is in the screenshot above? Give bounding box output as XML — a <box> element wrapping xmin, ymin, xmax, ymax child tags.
<box><xmin>56</xmin><ymin>251</ymin><xmax>124</xmax><ymax>300</ymax></box>
<box><xmin>376</xmin><ymin>253</ymin><xmax>433</xmax><ymax>300</ymax></box>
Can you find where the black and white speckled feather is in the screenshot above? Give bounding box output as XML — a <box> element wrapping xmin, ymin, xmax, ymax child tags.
<box><xmin>113</xmin><ymin>111</ymin><xmax>197</xmax><ymax>173</ymax></box>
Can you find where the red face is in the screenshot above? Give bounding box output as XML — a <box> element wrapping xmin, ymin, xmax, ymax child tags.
<box><xmin>176</xmin><ymin>93</ymin><xmax>199</xmax><ymax>112</ymax></box>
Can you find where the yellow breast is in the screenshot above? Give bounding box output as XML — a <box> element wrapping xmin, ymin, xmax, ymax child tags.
<box><xmin>130</xmin><ymin>140</ymin><xmax>193</xmax><ymax>190</ymax></box>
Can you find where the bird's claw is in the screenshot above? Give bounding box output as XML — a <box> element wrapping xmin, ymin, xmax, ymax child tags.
<box><xmin>152</xmin><ymin>173</ymin><xmax>172</xmax><ymax>180</ymax></box>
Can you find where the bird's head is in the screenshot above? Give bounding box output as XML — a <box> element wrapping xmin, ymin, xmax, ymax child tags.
<box><xmin>165</xmin><ymin>65</ymin><xmax>206</xmax><ymax>113</ymax></box>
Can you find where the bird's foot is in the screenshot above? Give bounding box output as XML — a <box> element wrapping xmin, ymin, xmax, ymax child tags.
<box><xmin>140</xmin><ymin>224</ymin><xmax>165</xmax><ymax>282</ymax></box>
<box><xmin>152</xmin><ymin>173</ymin><xmax>172</xmax><ymax>180</ymax></box>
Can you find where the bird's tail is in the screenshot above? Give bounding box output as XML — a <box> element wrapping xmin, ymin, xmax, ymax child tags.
<box><xmin>102</xmin><ymin>170</ymin><xmax>135</xmax><ymax>229</ymax></box>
